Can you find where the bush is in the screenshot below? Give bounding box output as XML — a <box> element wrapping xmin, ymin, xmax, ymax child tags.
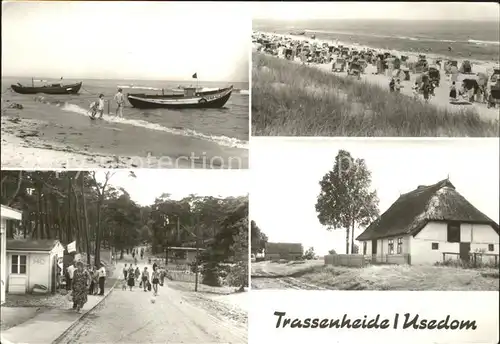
<box><xmin>226</xmin><ymin>262</ymin><xmax>248</xmax><ymax>287</ymax></box>
<box><xmin>303</xmin><ymin>247</ymin><xmax>316</xmax><ymax>260</ymax></box>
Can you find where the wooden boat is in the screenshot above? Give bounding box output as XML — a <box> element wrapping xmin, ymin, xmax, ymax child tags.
<box><xmin>11</xmin><ymin>81</ymin><xmax>82</xmax><ymax>95</ymax></box>
<box><xmin>126</xmin><ymin>85</ymin><xmax>233</xmax><ymax>109</ymax></box>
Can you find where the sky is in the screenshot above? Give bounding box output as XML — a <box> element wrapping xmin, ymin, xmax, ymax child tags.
<box><xmin>2</xmin><ymin>1</ymin><xmax>250</xmax><ymax>82</ymax></box>
<box><xmin>94</xmin><ymin>170</ymin><xmax>248</xmax><ymax>207</ymax></box>
<box><xmin>251</xmin><ymin>138</ymin><xmax>500</xmax><ymax>256</ymax></box>
<box><xmin>252</xmin><ymin>2</ymin><xmax>500</xmax><ymax>21</ymax></box>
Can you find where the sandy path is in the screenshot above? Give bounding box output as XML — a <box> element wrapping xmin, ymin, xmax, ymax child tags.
<box><xmin>57</xmin><ymin>264</ymin><xmax>246</xmax><ymax>344</ymax></box>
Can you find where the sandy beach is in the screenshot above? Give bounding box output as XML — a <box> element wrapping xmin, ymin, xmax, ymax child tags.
<box><xmin>253</xmin><ymin>31</ymin><xmax>499</xmax><ymax>123</ymax></box>
<box><xmin>1</xmin><ymin>98</ymin><xmax>248</xmax><ymax>169</ymax></box>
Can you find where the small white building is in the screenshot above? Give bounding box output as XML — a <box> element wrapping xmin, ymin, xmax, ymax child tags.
<box><xmin>6</xmin><ymin>239</ymin><xmax>65</xmax><ymax>295</ymax></box>
<box><xmin>1</xmin><ymin>205</ymin><xmax>23</xmax><ymax>304</ymax></box>
<box><xmin>357</xmin><ymin>179</ymin><xmax>499</xmax><ymax>265</ymax></box>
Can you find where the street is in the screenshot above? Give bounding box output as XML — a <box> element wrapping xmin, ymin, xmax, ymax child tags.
<box><xmin>56</xmin><ymin>257</ymin><xmax>247</xmax><ymax>344</ymax></box>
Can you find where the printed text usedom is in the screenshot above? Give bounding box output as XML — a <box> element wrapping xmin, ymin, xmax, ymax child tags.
<box><xmin>273</xmin><ymin>312</ymin><xmax>477</xmax><ymax>330</ymax></box>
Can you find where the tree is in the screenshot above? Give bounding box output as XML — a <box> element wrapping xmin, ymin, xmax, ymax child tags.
<box><xmin>250</xmin><ymin>220</ymin><xmax>268</xmax><ymax>254</ymax></box>
<box><xmin>352</xmin><ymin>243</ymin><xmax>359</xmax><ymax>254</ymax></box>
<box><xmin>328</xmin><ymin>249</ymin><xmax>337</xmax><ymax>255</ymax></box>
<box><xmin>303</xmin><ymin>247</ymin><xmax>316</xmax><ymax>260</ymax></box>
<box><xmin>315</xmin><ymin>150</ymin><xmax>380</xmax><ymax>254</ymax></box>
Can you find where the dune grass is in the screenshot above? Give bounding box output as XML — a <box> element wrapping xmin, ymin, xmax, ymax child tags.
<box><xmin>252</xmin><ymin>52</ymin><xmax>499</xmax><ymax>136</ymax></box>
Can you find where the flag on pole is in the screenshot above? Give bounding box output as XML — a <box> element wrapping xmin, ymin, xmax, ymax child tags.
<box><xmin>192</xmin><ymin>73</ymin><xmax>197</xmax><ymax>79</ymax></box>
<box><xmin>67</xmin><ymin>241</ymin><xmax>76</xmax><ymax>253</ymax></box>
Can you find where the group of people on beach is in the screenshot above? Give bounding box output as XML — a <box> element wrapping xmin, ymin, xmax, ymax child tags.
<box><xmin>65</xmin><ymin>261</ymin><xmax>107</xmax><ymax>313</ymax></box>
<box><xmin>255</xmin><ymin>31</ymin><xmax>499</xmax><ymax>108</ymax></box>
<box><xmin>89</xmin><ymin>88</ymin><xmax>126</xmax><ymax>119</ymax></box>
<box><xmin>122</xmin><ymin>261</ymin><xmax>167</xmax><ymax>296</ymax></box>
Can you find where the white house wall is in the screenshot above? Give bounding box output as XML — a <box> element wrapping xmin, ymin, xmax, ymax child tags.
<box><xmin>1</xmin><ymin>219</ymin><xmax>6</xmax><ymax>304</ymax></box>
<box><xmin>411</xmin><ymin>222</ymin><xmax>499</xmax><ymax>265</ymax></box>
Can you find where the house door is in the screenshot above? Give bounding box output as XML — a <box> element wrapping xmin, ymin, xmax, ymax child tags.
<box><xmin>459</xmin><ymin>243</ymin><xmax>470</xmax><ymax>262</ymax></box>
<box><xmin>372</xmin><ymin>240</ymin><xmax>377</xmax><ymax>255</ymax></box>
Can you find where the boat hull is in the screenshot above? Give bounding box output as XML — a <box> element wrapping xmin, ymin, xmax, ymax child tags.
<box><xmin>11</xmin><ymin>82</ymin><xmax>82</xmax><ymax>95</ymax></box>
<box><xmin>127</xmin><ymin>86</ymin><xmax>233</xmax><ymax>109</ymax></box>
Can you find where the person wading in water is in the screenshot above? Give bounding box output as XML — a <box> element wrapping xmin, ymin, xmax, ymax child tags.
<box><xmin>114</xmin><ymin>88</ymin><xmax>125</xmax><ymax>118</ymax></box>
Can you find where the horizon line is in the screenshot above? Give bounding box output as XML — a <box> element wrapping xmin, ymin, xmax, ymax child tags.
<box><xmin>1</xmin><ymin>75</ymin><xmax>249</xmax><ymax>84</ymax></box>
<box><xmin>253</xmin><ymin>18</ymin><xmax>500</xmax><ymax>22</ymax></box>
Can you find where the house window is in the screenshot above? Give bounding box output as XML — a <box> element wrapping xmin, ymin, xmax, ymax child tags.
<box><xmin>397</xmin><ymin>237</ymin><xmax>403</xmax><ymax>254</ymax></box>
<box><xmin>363</xmin><ymin>242</ymin><xmax>367</xmax><ymax>255</ymax></box>
<box><xmin>432</xmin><ymin>243</ymin><xmax>439</xmax><ymax>250</ymax></box>
<box><xmin>447</xmin><ymin>223</ymin><xmax>461</xmax><ymax>243</ymax></box>
<box><xmin>11</xmin><ymin>255</ymin><xmax>27</xmax><ymax>274</ymax></box>
<box><xmin>388</xmin><ymin>239</ymin><xmax>394</xmax><ymax>255</ymax></box>
<box><xmin>488</xmin><ymin>244</ymin><xmax>494</xmax><ymax>252</ymax></box>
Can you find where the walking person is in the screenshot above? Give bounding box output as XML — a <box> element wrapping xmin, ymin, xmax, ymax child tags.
<box><xmin>141</xmin><ymin>267</ymin><xmax>150</xmax><ymax>292</ymax></box>
<box><xmin>151</xmin><ymin>266</ymin><xmax>160</xmax><ymax>296</ymax></box>
<box><xmin>389</xmin><ymin>78</ymin><xmax>395</xmax><ymax>92</ymax></box>
<box><xmin>66</xmin><ymin>262</ymin><xmax>75</xmax><ymax>292</ymax></box>
<box><xmin>114</xmin><ymin>88</ymin><xmax>125</xmax><ymax>118</ymax></box>
<box><xmin>127</xmin><ymin>265</ymin><xmax>135</xmax><ymax>291</ymax></box>
<box><xmin>88</xmin><ymin>266</ymin><xmax>96</xmax><ymax>295</ymax></box>
<box><xmin>123</xmin><ymin>263</ymin><xmax>128</xmax><ymax>280</ymax></box>
<box><xmin>449</xmin><ymin>81</ymin><xmax>457</xmax><ymax>102</ymax></box>
<box><xmin>97</xmin><ymin>263</ymin><xmax>106</xmax><ymax>296</ymax></box>
<box><xmin>134</xmin><ymin>265</ymin><xmax>140</xmax><ymax>282</ymax></box>
<box><xmin>72</xmin><ymin>262</ymin><xmax>91</xmax><ymax>313</ymax></box>
<box><xmin>159</xmin><ymin>266</ymin><xmax>166</xmax><ymax>287</ymax></box>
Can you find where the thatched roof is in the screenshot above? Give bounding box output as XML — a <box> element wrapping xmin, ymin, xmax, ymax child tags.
<box><xmin>356</xmin><ymin>179</ymin><xmax>499</xmax><ymax>241</ymax></box>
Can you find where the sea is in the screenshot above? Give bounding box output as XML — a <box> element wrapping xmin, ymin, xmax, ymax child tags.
<box><xmin>253</xmin><ymin>19</ymin><xmax>500</xmax><ymax>62</ymax></box>
<box><xmin>1</xmin><ymin>77</ymin><xmax>249</xmax><ymax>149</ymax></box>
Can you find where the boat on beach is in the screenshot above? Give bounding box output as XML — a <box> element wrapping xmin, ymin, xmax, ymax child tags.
<box><xmin>11</xmin><ymin>79</ymin><xmax>82</xmax><ymax>95</ymax></box>
<box><xmin>126</xmin><ymin>85</ymin><xmax>233</xmax><ymax>109</ymax></box>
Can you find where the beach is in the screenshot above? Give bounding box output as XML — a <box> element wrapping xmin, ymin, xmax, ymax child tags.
<box><xmin>251</xmin><ymin>28</ymin><xmax>499</xmax><ymax>136</ymax></box>
<box><xmin>253</xmin><ymin>19</ymin><xmax>500</xmax><ymax>62</ymax></box>
<box><xmin>1</xmin><ymin>78</ymin><xmax>249</xmax><ymax>169</ymax></box>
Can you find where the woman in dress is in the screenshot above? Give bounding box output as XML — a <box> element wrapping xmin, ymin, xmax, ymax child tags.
<box><xmin>127</xmin><ymin>265</ymin><xmax>135</xmax><ymax>291</ymax></box>
<box><xmin>151</xmin><ymin>266</ymin><xmax>160</xmax><ymax>296</ymax></box>
<box><xmin>134</xmin><ymin>266</ymin><xmax>140</xmax><ymax>282</ymax></box>
<box><xmin>72</xmin><ymin>261</ymin><xmax>91</xmax><ymax>313</ymax></box>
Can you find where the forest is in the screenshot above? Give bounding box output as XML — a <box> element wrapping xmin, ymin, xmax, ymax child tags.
<box><xmin>1</xmin><ymin>170</ymin><xmax>250</xmax><ymax>287</ymax></box>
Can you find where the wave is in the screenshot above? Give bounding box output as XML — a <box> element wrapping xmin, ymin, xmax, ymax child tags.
<box><xmin>238</xmin><ymin>89</ymin><xmax>249</xmax><ymax>95</ymax></box>
<box><xmin>468</xmin><ymin>39</ymin><xmax>500</xmax><ymax>46</ymax></box>
<box><xmin>34</xmin><ymin>98</ymin><xmax>248</xmax><ymax>149</ymax></box>
<box><xmin>302</xmin><ymin>29</ymin><xmax>500</xmax><ymax>46</ymax></box>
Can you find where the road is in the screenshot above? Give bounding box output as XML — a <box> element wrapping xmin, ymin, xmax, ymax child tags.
<box><xmin>251</xmin><ymin>260</ymin><xmax>327</xmax><ymax>290</ymax></box>
<box><xmin>57</xmin><ymin>257</ymin><xmax>246</xmax><ymax>344</ymax></box>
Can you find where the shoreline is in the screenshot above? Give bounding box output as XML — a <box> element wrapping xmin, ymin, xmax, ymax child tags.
<box><xmin>254</xmin><ymin>31</ymin><xmax>499</xmax><ymax>73</ymax></box>
<box><xmin>1</xmin><ymin>114</ymin><xmax>247</xmax><ymax>169</ymax></box>
<box><xmin>254</xmin><ymin>30</ymin><xmax>499</xmax><ymax>67</ymax></box>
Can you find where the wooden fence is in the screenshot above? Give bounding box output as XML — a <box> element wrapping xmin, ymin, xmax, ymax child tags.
<box><xmin>324</xmin><ymin>254</ymin><xmax>366</xmax><ymax>267</ymax></box>
<box><xmin>442</xmin><ymin>252</ymin><xmax>499</xmax><ymax>267</ymax></box>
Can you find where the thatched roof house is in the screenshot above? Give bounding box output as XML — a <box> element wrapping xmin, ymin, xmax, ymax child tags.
<box><xmin>356</xmin><ymin>179</ymin><xmax>499</xmax><ymax>265</ymax></box>
<box><xmin>357</xmin><ymin>179</ymin><xmax>498</xmax><ymax>241</ymax></box>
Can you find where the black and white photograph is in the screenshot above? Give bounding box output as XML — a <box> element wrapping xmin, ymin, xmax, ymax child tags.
<box><xmin>251</xmin><ymin>2</ymin><xmax>499</xmax><ymax>137</ymax></box>
<box><xmin>0</xmin><ymin>170</ymin><xmax>248</xmax><ymax>343</ymax></box>
<box><xmin>2</xmin><ymin>1</ymin><xmax>250</xmax><ymax>169</ymax></box>
<box><xmin>250</xmin><ymin>138</ymin><xmax>499</xmax><ymax>291</ymax></box>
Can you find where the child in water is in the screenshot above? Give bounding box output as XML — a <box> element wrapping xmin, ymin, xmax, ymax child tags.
<box><xmin>89</xmin><ymin>94</ymin><xmax>105</xmax><ymax>119</ymax></box>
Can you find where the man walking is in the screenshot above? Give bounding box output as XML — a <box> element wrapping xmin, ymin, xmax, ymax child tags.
<box><xmin>123</xmin><ymin>263</ymin><xmax>128</xmax><ymax>280</ymax></box>
<box><xmin>114</xmin><ymin>88</ymin><xmax>125</xmax><ymax>118</ymax></box>
<box><xmin>97</xmin><ymin>264</ymin><xmax>106</xmax><ymax>296</ymax></box>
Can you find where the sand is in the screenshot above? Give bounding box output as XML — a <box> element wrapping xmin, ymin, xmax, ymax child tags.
<box><xmin>1</xmin><ymin>100</ymin><xmax>248</xmax><ymax>169</ymax></box>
